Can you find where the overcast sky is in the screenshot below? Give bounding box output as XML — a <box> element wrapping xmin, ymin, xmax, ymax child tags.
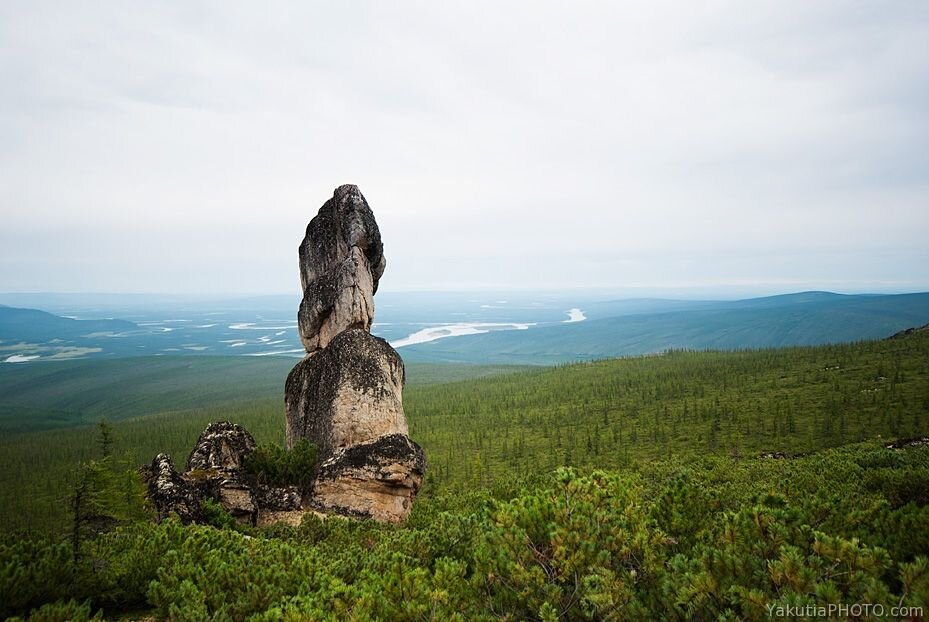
<box><xmin>1</xmin><ymin>1</ymin><xmax>927</xmax><ymax>297</ymax></box>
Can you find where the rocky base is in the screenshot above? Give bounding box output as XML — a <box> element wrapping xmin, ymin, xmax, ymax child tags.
<box><xmin>142</xmin><ymin>422</ymin><xmax>302</xmax><ymax>526</ymax></box>
<box><xmin>311</xmin><ymin>434</ymin><xmax>426</xmax><ymax>523</ymax></box>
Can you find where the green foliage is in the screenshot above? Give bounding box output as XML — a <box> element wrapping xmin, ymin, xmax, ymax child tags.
<box><xmin>1</xmin><ymin>331</ymin><xmax>928</xmax><ymax>618</ymax></box>
<box><xmin>244</xmin><ymin>440</ymin><xmax>317</xmax><ymax>492</ymax></box>
<box><xmin>69</xmin><ymin>423</ymin><xmax>150</xmax><ymax>561</ymax></box>
<box><xmin>2</xmin><ymin>445</ymin><xmax>929</xmax><ymax>619</ymax></box>
<box><xmin>407</xmin><ymin>330</ymin><xmax>929</xmax><ymax>486</ymax></box>
<box><xmin>472</xmin><ymin>468</ymin><xmax>666</xmax><ymax>620</ymax></box>
<box><xmin>0</xmin><ymin>537</ymin><xmax>73</xmax><ymax>618</ymax></box>
<box><xmin>201</xmin><ymin>498</ymin><xmax>237</xmax><ymax>531</ymax></box>
<box><xmin>8</xmin><ymin>599</ymin><xmax>102</xmax><ymax>622</ymax></box>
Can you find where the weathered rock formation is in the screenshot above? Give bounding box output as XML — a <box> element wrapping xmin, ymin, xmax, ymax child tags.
<box><xmin>142</xmin><ymin>453</ymin><xmax>204</xmax><ymax>524</ymax></box>
<box><xmin>287</xmin><ymin>185</ymin><xmax>425</xmax><ymax>522</ymax></box>
<box><xmin>297</xmin><ymin>184</ymin><xmax>386</xmax><ymax>354</ymax></box>
<box><xmin>285</xmin><ymin>328</ymin><xmax>407</xmax><ymax>461</ymax></box>
<box><xmin>142</xmin><ymin>421</ymin><xmax>301</xmax><ymax>526</ymax></box>
<box><xmin>144</xmin><ymin>185</ymin><xmax>425</xmax><ymax>526</ymax></box>
<box><xmin>187</xmin><ymin>421</ymin><xmax>256</xmax><ymax>472</ymax></box>
<box><xmin>311</xmin><ymin>434</ymin><xmax>427</xmax><ymax>522</ymax></box>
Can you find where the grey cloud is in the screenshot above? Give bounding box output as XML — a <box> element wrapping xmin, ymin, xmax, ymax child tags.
<box><xmin>0</xmin><ymin>1</ymin><xmax>926</xmax><ymax>295</ymax></box>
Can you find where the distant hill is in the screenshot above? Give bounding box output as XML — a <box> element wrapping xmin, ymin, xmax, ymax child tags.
<box><xmin>4</xmin><ymin>292</ymin><xmax>929</xmax><ymax>366</ymax></box>
<box><xmin>0</xmin><ymin>305</ymin><xmax>137</xmax><ymax>343</ymax></box>
<box><xmin>401</xmin><ymin>292</ymin><xmax>929</xmax><ymax>364</ymax></box>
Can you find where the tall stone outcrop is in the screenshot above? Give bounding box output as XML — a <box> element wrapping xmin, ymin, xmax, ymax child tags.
<box><xmin>286</xmin><ymin>185</ymin><xmax>425</xmax><ymax>522</ymax></box>
<box><xmin>297</xmin><ymin>184</ymin><xmax>386</xmax><ymax>354</ymax></box>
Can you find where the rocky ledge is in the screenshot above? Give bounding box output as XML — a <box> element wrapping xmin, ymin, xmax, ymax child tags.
<box><xmin>311</xmin><ymin>434</ymin><xmax>426</xmax><ymax>523</ymax></box>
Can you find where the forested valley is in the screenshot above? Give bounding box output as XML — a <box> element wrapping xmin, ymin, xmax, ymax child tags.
<box><xmin>2</xmin><ymin>328</ymin><xmax>928</xmax><ymax>620</ymax></box>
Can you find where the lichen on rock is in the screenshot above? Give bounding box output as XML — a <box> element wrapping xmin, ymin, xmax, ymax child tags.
<box><xmin>144</xmin><ymin>184</ymin><xmax>426</xmax><ymax>526</ymax></box>
<box><xmin>297</xmin><ymin>184</ymin><xmax>386</xmax><ymax>354</ymax></box>
<box><xmin>287</xmin><ymin>184</ymin><xmax>426</xmax><ymax>522</ymax></box>
<box><xmin>285</xmin><ymin>329</ymin><xmax>407</xmax><ymax>462</ymax></box>
<box><xmin>142</xmin><ymin>421</ymin><xmax>302</xmax><ymax>526</ymax></box>
<box><xmin>187</xmin><ymin>421</ymin><xmax>257</xmax><ymax>472</ymax></box>
<box><xmin>141</xmin><ymin>453</ymin><xmax>204</xmax><ymax>524</ymax></box>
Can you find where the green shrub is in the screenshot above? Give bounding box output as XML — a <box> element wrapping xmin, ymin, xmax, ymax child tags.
<box><xmin>0</xmin><ymin>536</ymin><xmax>74</xmax><ymax>618</ymax></box>
<box><xmin>201</xmin><ymin>498</ymin><xmax>237</xmax><ymax>531</ymax></box>
<box><xmin>244</xmin><ymin>440</ymin><xmax>317</xmax><ymax>492</ymax></box>
<box><xmin>4</xmin><ymin>446</ymin><xmax>929</xmax><ymax>619</ymax></box>
<box><xmin>18</xmin><ymin>599</ymin><xmax>101</xmax><ymax>622</ymax></box>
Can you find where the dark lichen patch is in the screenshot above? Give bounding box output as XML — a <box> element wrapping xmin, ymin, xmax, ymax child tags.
<box><xmin>285</xmin><ymin>330</ymin><xmax>405</xmax><ymax>460</ymax></box>
<box><xmin>316</xmin><ymin>434</ymin><xmax>426</xmax><ymax>481</ymax></box>
<box><xmin>186</xmin><ymin>421</ymin><xmax>256</xmax><ymax>472</ymax></box>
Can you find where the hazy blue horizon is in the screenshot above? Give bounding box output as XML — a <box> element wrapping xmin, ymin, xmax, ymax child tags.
<box><xmin>2</xmin><ymin>285</ymin><xmax>928</xmax><ymax>298</ymax></box>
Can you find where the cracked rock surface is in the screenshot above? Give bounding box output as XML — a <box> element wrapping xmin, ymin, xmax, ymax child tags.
<box><xmin>142</xmin><ymin>422</ymin><xmax>302</xmax><ymax>526</ymax></box>
<box><xmin>287</xmin><ymin>184</ymin><xmax>426</xmax><ymax>522</ymax></box>
<box><xmin>297</xmin><ymin>184</ymin><xmax>385</xmax><ymax>354</ymax></box>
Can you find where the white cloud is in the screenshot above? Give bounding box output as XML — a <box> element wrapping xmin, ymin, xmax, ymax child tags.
<box><xmin>0</xmin><ymin>0</ymin><xmax>927</xmax><ymax>294</ymax></box>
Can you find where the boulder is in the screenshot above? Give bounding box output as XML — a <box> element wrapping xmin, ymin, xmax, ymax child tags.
<box><xmin>254</xmin><ymin>485</ymin><xmax>302</xmax><ymax>512</ymax></box>
<box><xmin>285</xmin><ymin>329</ymin><xmax>407</xmax><ymax>462</ymax></box>
<box><xmin>311</xmin><ymin>434</ymin><xmax>426</xmax><ymax>523</ymax></box>
<box><xmin>297</xmin><ymin>184</ymin><xmax>386</xmax><ymax>354</ymax></box>
<box><xmin>141</xmin><ymin>453</ymin><xmax>203</xmax><ymax>524</ymax></box>
<box><xmin>187</xmin><ymin>421</ymin><xmax>256</xmax><ymax>472</ymax></box>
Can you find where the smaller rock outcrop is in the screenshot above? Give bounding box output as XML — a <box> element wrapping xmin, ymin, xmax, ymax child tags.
<box><xmin>187</xmin><ymin>421</ymin><xmax>256</xmax><ymax>472</ymax></box>
<box><xmin>311</xmin><ymin>434</ymin><xmax>426</xmax><ymax>523</ymax></box>
<box><xmin>885</xmin><ymin>437</ymin><xmax>929</xmax><ymax>450</ymax></box>
<box><xmin>142</xmin><ymin>421</ymin><xmax>302</xmax><ymax>526</ymax></box>
<box><xmin>141</xmin><ymin>453</ymin><xmax>203</xmax><ymax>524</ymax></box>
